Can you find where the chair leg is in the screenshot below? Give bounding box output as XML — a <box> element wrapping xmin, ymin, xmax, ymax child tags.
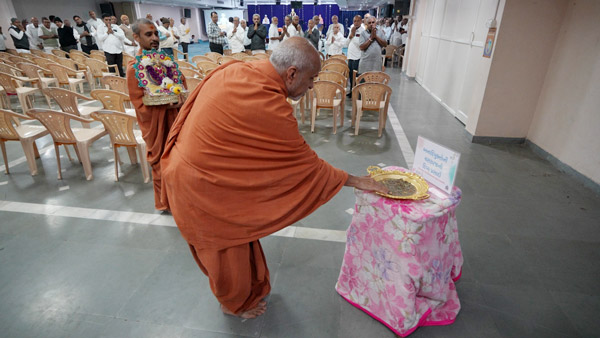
<box><xmin>113</xmin><ymin>145</ymin><xmax>119</xmax><ymax>182</ymax></box>
<box><xmin>33</xmin><ymin>141</ymin><xmax>40</xmax><ymax>158</ymax></box>
<box><xmin>137</xmin><ymin>143</ymin><xmax>150</xmax><ymax>184</ymax></box>
<box><xmin>54</xmin><ymin>143</ymin><xmax>62</xmax><ymax>180</ymax></box>
<box><xmin>20</xmin><ymin>139</ymin><xmax>39</xmax><ymax>175</ymax></box>
<box><xmin>63</xmin><ymin>144</ymin><xmax>73</xmax><ymax>161</ymax></box>
<box><xmin>340</xmin><ymin>100</ymin><xmax>345</xmax><ymax>127</ymax></box>
<box><xmin>311</xmin><ymin>105</ymin><xmax>317</xmax><ymax>133</ymax></box>
<box><xmin>1</xmin><ymin>141</ymin><xmax>9</xmax><ymax>174</ymax></box>
<box><xmin>333</xmin><ymin>107</ymin><xmax>338</xmax><ymax>135</ymax></box>
<box><xmin>355</xmin><ymin>108</ymin><xmax>363</xmax><ymax>136</ymax></box>
<box><xmin>126</xmin><ymin>147</ymin><xmax>137</xmax><ymax>164</ymax></box>
<box><xmin>76</xmin><ymin>143</ymin><xmax>94</xmax><ymax>180</ymax></box>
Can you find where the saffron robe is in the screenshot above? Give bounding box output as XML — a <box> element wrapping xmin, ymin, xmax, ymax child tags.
<box><xmin>161</xmin><ymin>59</ymin><xmax>348</xmax><ymax>313</ymax></box>
<box><xmin>126</xmin><ymin>58</ymin><xmax>180</xmax><ymax>210</ymax></box>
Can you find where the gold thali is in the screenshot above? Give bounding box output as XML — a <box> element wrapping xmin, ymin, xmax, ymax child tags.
<box><xmin>367</xmin><ymin>166</ymin><xmax>430</xmax><ymax>200</ymax></box>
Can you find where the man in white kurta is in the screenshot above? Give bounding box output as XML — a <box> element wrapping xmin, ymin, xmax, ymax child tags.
<box><xmin>227</xmin><ymin>17</ymin><xmax>246</xmax><ymax>54</ymax></box>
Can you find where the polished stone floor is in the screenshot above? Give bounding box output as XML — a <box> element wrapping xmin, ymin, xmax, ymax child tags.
<box><xmin>0</xmin><ymin>65</ymin><xmax>599</xmax><ymax>338</ymax></box>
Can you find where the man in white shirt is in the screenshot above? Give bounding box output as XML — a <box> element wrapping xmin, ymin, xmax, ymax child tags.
<box><xmin>87</xmin><ymin>11</ymin><xmax>103</xmax><ymax>50</ymax></box>
<box><xmin>268</xmin><ymin>16</ymin><xmax>281</xmax><ymax>50</ymax></box>
<box><xmin>97</xmin><ymin>13</ymin><xmax>125</xmax><ymax>76</ymax></box>
<box><xmin>326</xmin><ymin>24</ymin><xmax>345</xmax><ymax>56</ymax></box>
<box><xmin>292</xmin><ymin>15</ymin><xmax>303</xmax><ymax>37</ymax></box>
<box><xmin>383</xmin><ymin>18</ymin><xmax>392</xmax><ymax>43</ymax></box>
<box><xmin>0</xmin><ymin>27</ymin><xmax>6</xmax><ymax>52</ymax></box>
<box><xmin>169</xmin><ymin>18</ymin><xmax>179</xmax><ymax>51</ymax></box>
<box><xmin>240</xmin><ymin>19</ymin><xmax>251</xmax><ymax>52</ymax></box>
<box><xmin>345</xmin><ymin>15</ymin><xmax>364</xmax><ymax>92</ymax></box>
<box><xmin>227</xmin><ymin>17</ymin><xmax>245</xmax><ymax>54</ymax></box>
<box><xmin>326</xmin><ymin>15</ymin><xmax>344</xmax><ymax>39</ymax></box>
<box><xmin>9</xmin><ymin>18</ymin><xmax>31</xmax><ymax>53</ymax></box>
<box><xmin>281</xmin><ymin>16</ymin><xmax>295</xmax><ymax>42</ymax></box>
<box><xmin>178</xmin><ymin>18</ymin><xmax>191</xmax><ymax>55</ymax></box>
<box><xmin>400</xmin><ymin>17</ymin><xmax>408</xmax><ymax>46</ymax></box>
<box><xmin>157</xmin><ymin>17</ymin><xmax>175</xmax><ymax>56</ymax></box>
<box><xmin>26</xmin><ymin>17</ymin><xmax>43</xmax><ymax>50</ymax></box>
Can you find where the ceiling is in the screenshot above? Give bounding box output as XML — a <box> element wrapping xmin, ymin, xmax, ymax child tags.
<box><xmin>126</xmin><ymin>0</ymin><xmax>394</xmax><ymax>10</ymax></box>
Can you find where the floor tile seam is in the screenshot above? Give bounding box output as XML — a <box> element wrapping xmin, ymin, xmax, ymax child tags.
<box><xmin>0</xmin><ymin>201</ymin><xmax>349</xmax><ymax>244</ymax></box>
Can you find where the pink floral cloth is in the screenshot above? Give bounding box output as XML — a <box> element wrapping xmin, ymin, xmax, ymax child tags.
<box><xmin>336</xmin><ymin>166</ymin><xmax>463</xmax><ymax>337</ymax></box>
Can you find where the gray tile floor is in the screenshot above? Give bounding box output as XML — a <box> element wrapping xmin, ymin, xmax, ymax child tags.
<box><xmin>1</xmin><ymin>67</ymin><xmax>599</xmax><ymax>338</ymax></box>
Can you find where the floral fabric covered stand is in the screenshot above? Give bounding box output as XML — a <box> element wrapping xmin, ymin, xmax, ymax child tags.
<box><xmin>336</xmin><ymin>166</ymin><xmax>463</xmax><ymax>337</ymax></box>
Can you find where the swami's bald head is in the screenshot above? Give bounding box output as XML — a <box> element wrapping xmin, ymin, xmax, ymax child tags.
<box><xmin>270</xmin><ymin>37</ymin><xmax>321</xmax><ymax>100</ymax></box>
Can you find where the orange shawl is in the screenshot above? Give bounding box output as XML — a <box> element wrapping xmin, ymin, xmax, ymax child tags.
<box><xmin>161</xmin><ymin>60</ymin><xmax>348</xmax><ymax>250</ymax></box>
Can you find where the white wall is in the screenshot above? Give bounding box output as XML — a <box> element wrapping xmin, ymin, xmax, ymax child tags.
<box><xmin>409</xmin><ymin>0</ymin><xmax>503</xmax><ymax>124</ymax></box>
<box><xmin>11</xmin><ymin>0</ymin><xmax>100</xmax><ymax>23</ymax></box>
<box><xmin>0</xmin><ymin>0</ymin><xmax>17</xmax><ymax>49</ymax></box>
<box><xmin>527</xmin><ymin>0</ymin><xmax>600</xmax><ymax>184</ymax></box>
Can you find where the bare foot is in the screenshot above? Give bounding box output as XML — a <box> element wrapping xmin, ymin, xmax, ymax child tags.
<box><xmin>221</xmin><ymin>301</ymin><xmax>267</xmax><ymax>319</ymax></box>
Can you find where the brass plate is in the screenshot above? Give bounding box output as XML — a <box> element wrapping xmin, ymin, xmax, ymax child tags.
<box><xmin>367</xmin><ymin>166</ymin><xmax>430</xmax><ymax>200</ymax></box>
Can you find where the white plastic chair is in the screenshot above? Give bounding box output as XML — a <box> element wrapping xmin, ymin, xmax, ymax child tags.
<box><xmin>311</xmin><ymin>80</ymin><xmax>345</xmax><ymax>134</ymax></box>
<box><xmin>0</xmin><ymin>109</ymin><xmax>49</xmax><ymax>175</ymax></box>
<box><xmin>351</xmin><ymin>82</ymin><xmax>392</xmax><ymax>137</ymax></box>
<box><xmin>91</xmin><ymin>110</ymin><xmax>150</xmax><ymax>183</ymax></box>
<box><xmin>27</xmin><ymin>109</ymin><xmax>108</xmax><ymax>180</ymax></box>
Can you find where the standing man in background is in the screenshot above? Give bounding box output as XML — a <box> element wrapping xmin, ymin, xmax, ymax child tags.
<box><xmin>304</xmin><ymin>19</ymin><xmax>319</xmax><ymax>50</ymax></box>
<box><xmin>326</xmin><ymin>15</ymin><xmax>344</xmax><ymax>39</ymax></box>
<box><xmin>346</xmin><ymin>15</ymin><xmax>364</xmax><ymax>93</ymax></box>
<box><xmin>358</xmin><ymin>16</ymin><xmax>387</xmax><ymax>74</ymax></box>
<box><xmin>178</xmin><ymin>18</ymin><xmax>191</xmax><ymax>56</ymax></box>
<box><xmin>281</xmin><ymin>15</ymin><xmax>295</xmax><ymax>42</ymax></box>
<box><xmin>87</xmin><ymin>11</ymin><xmax>103</xmax><ymax>50</ymax></box>
<box><xmin>157</xmin><ymin>18</ymin><xmax>175</xmax><ymax>56</ymax></box>
<box><xmin>8</xmin><ymin>18</ymin><xmax>30</xmax><ymax>53</ymax></box>
<box><xmin>54</xmin><ymin>17</ymin><xmax>79</xmax><ymax>52</ymax></box>
<box><xmin>247</xmin><ymin>14</ymin><xmax>267</xmax><ymax>54</ymax></box>
<box><xmin>38</xmin><ymin>17</ymin><xmax>59</xmax><ymax>53</ymax></box>
<box><xmin>120</xmin><ymin>15</ymin><xmax>137</xmax><ymax>56</ymax></box>
<box><xmin>26</xmin><ymin>17</ymin><xmax>43</xmax><ymax>50</ymax></box>
<box><xmin>208</xmin><ymin>11</ymin><xmax>225</xmax><ymax>54</ymax></box>
<box><xmin>267</xmin><ymin>17</ymin><xmax>281</xmax><ymax>51</ymax></box>
<box><xmin>97</xmin><ymin>13</ymin><xmax>125</xmax><ymax>77</ymax></box>
<box><xmin>227</xmin><ymin>17</ymin><xmax>245</xmax><ymax>54</ymax></box>
<box><xmin>240</xmin><ymin>19</ymin><xmax>251</xmax><ymax>52</ymax></box>
<box><xmin>73</xmin><ymin>15</ymin><xmax>98</xmax><ymax>54</ymax></box>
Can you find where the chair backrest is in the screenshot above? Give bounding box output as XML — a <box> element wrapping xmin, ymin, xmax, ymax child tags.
<box><xmin>317</xmin><ymin>71</ymin><xmax>346</xmax><ymax>88</ymax></box>
<box><xmin>30</xmin><ymin>49</ymin><xmax>46</xmax><ymax>57</ymax></box>
<box><xmin>223</xmin><ymin>49</ymin><xmax>232</xmax><ymax>56</ymax></box>
<box><xmin>90</xmin><ymin>53</ymin><xmax>106</xmax><ymax>62</ymax></box>
<box><xmin>90</xmin><ymin>110</ymin><xmax>137</xmax><ymax>146</ymax></box>
<box><xmin>122</xmin><ymin>54</ymin><xmax>135</xmax><ymax>69</ymax></box>
<box><xmin>323</xmin><ymin>58</ymin><xmax>347</xmax><ymax>67</ymax></box>
<box><xmin>231</xmin><ymin>53</ymin><xmax>246</xmax><ymax>60</ymax></box>
<box><xmin>90</xmin><ymin>89</ymin><xmax>130</xmax><ymax>112</ymax></box>
<box><xmin>90</xmin><ymin>50</ymin><xmax>104</xmax><ymax>57</ymax></box>
<box><xmin>322</xmin><ymin>63</ymin><xmax>349</xmax><ymax>78</ymax></box>
<box><xmin>43</xmin><ymin>87</ymin><xmax>87</xmax><ymax>117</ymax></box>
<box><xmin>318</xmin><ymin>51</ymin><xmax>326</xmax><ymax>61</ymax></box>
<box><xmin>0</xmin><ymin>72</ymin><xmax>19</xmax><ymax>94</ymax></box>
<box><xmin>384</xmin><ymin>45</ymin><xmax>397</xmax><ymax>59</ymax></box>
<box><xmin>191</xmin><ymin>55</ymin><xmax>215</xmax><ymax>64</ymax></box>
<box><xmin>0</xmin><ymin>109</ymin><xmax>24</xmax><ymax>140</ymax></box>
<box><xmin>0</xmin><ymin>63</ymin><xmax>23</xmax><ymax>76</ymax></box>
<box><xmin>179</xmin><ymin>67</ymin><xmax>202</xmax><ymax>79</ymax></box>
<box><xmin>8</xmin><ymin>55</ymin><xmax>33</xmax><ymax>65</ymax></box>
<box><xmin>177</xmin><ymin>60</ymin><xmax>196</xmax><ymax>69</ymax></box>
<box><xmin>329</xmin><ymin>54</ymin><xmax>347</xmax><ymax>61</ymax></box>
<box><xmin>69</xmin><ymin>52</ymin><xmax>88</xmax><ymax>65</ymax></box>
<box><xmin>47</xmin><ymin>63</ymin><xmax>75</xmax><ymax>85</ymax></box>
<box><xmin>27</xmin><ymin>109</ymin><xmax>78</xmax><ymax>144</ymax></box>
<box><xmin>45</xmin><ymin>53</ymin><xmax>61</xmax><ymax>63</ymax></box>
<box><xmin>101</xmin><ymin>76</ymin><xmax>128</xmax><ymax>93</ymax></box>
<box><xmin>52</xmin><ymin>49</ymin><xmax>68</xmax><ymax>58</ymax></box>
<box><xmin>185</xmin><ymin>77</ymin><xmax>202</xmax><ymax>92</ymax></box>
<box><xmin>86</xmin><ymin>58</ymin><xmax>109</xmax><ymax>77</ymax></box>
<box><xmin>243</xmin><ymin>56</ymin><xmax>259</xmax><ymax>62</ymax></box>
<box><xmin>356</xmin><ymin>71</ymin><xmax>391</xmax><ymax>86</ymax></box>
<box><xmin>173</xmin><ymin>49</ymin><xmax>187</xmax><ymax>61</ymax></box>
<box><xmin>205</xmin><ymin>52</ymin><xmax>222</xmax><ymax>63</ymax></box>
<box><xmin>16</xmin><ymin>62</ymin><xmax>46</xmax><ymax>80</ymax></box>
<box><xmin>354</xmin><ymin>82</ymin><xmax>392</xmax><ymax>110</ymax></box>
<box><xmin>18</xmin><ymin>53</ymin><xmax>35</xmax><ymax>60</ymax></box>
<box><xmin>253</xmin><ymin>53</ymin><xmax>269</xmax><ymax>60</ymax></box>
<box><xmin>312</xmin><ymin>80</ymin><xmax>344</xmax><ymax>108</ymax></box>
<box><xmin>196</xmin><ymin>61</ymin><xmax>218</xmax><ymax>75</ymax></box>
<box><xmin>220</xmin><ymin>56</ymin><xmax>237</xmax><ymax>65</ymax></box>
<box><xmin>56</xmin><ymin>57</ymin><xmax>79</xmax><ymax>72</ymax></box>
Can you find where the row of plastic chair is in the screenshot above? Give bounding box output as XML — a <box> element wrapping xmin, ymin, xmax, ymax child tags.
<box><xmin>0</xmin><ymin>108</ymin><xmax>149</xmax><ymax>183</ymax></box>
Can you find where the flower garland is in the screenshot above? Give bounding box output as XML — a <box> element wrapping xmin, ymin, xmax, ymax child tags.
<box><xmin>134</xmin><ymin>49</ymin><xmax>185</xmax><ymax>98</ymax></box>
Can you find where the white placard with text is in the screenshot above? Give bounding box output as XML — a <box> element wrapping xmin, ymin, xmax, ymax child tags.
<box><xmin>412</xmin><ymin>136</ymin><xmax>461</xmax><ymax>195</ymax></box>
